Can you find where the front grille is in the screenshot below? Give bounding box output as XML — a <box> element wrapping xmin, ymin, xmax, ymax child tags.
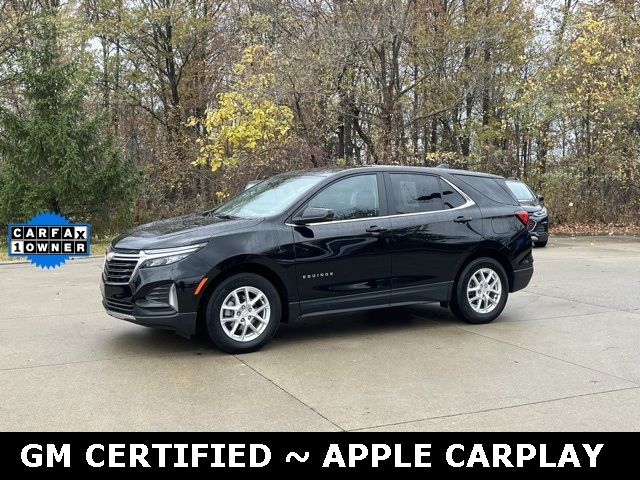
<box><xmin>530</xmin><ymin>219</ymin><xmax>548</xmax><ymax>233</ymax></box>
<box><xmin>104</xmin><ymin>297</ymin><xmax>134</xmax><ymax>315</ymax></box>
<box><xmin>103</xmin><ymin>251</ymin><xmax>140</xmax><ymax>284</ymax></box>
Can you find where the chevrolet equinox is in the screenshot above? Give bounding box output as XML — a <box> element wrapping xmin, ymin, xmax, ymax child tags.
<box><xmin>101</xmin><ymin>166</ymin><xmax>534</xmax><ymax>353</ymax></box>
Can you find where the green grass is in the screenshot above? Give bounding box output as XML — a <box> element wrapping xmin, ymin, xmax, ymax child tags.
<box><xmin>89</xmin><ymin>240</ymin><xmax>110</xmax><ymax>258</ymax></box>
<box><xmin>0</xmin><ymin>239</ymin><xmax>110</xmax><ymax>262</ymax></box>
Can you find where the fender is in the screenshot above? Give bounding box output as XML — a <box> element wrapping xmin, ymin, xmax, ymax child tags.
<box><xmin>209</xmin><ymin>254</ymin><xmax>295</xmax><ymax>296</ymax></box>
<box><xmin>450</xmin><ymin>238</ymin><xmax>516</xmax><ymax>295</ymax></box>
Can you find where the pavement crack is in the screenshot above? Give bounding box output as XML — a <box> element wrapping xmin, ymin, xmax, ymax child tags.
<box><xmin>233</xmin><ymin>355</ymin><xmax>345</xmax><ymax>431</ymax></box>
<box><xmin>0</xmin><ymin>349</ymin><xmax>202</xmax><ymax>372</ymax></box>
<box><xmin>476</xmin><ymin>308</ymin><xmax>614</xmax><ymax>324</ymax></box>
<box><xmin>523</xmin><ymin>289</ymin><xmax>625</xmax><ymax>311</ymax></box>
<box><xmin>0</xmin><ymin>311</ymin><xmax>104</xmax><ymax>322</ymax></box>
<box><xmin>456</xmin><ymin>326</ymin><xmax>640</xmax><ymax>387</ymax></box>
<box><xmin>348</xmin><ymin>386</ymin><xmax>640</xmax><ymax>431</ymax></box>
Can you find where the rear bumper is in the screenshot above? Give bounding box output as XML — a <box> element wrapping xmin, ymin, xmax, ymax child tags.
<box><xmin>512</xmin><ymin>266</ymin><xmax>534</xmax><ymax>292</ymax></box>
<box><xmin>103</xmin><ymin>304</ymin><xmax>197</xmax><ymax>338</ymax></box>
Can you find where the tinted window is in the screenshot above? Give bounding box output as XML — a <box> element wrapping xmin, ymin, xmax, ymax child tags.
<box><xmin>440</xmin><ymin>178</ymin><xmax>467</xmax><ymax>209</ymax></box>
<box><xmin>505</xmin><ymin>180</ymin><xmax>535</xmax><ymax>202</ymax></box>
<box><xmin>453</xmin><ymin>175</ymin><xmax>518</xmax><ymax>205</ymax></box>
<box><xmin>308</xmin><ymin>174</ymin><xmax>379</xmax><ymax>220</ymax></box>
<box><xmin>390</xmin><ymin>174</ymin><xmax>443</xmax><ymax>214</ymax></box>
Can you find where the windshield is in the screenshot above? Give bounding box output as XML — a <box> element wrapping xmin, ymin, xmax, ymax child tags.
<box><xmin>505</xmin><ymin>180</ymin><xmax>535</xmax><ymax>202</ymax></box>
<box><xmin>213</xmin><ymin>173</ymin><xmax>326</xmax><ymax>218</ymax></box>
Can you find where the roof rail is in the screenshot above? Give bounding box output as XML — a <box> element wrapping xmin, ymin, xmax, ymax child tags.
<box><xmin>436</xmin><ymin>163</ymin><xmax>450</xmax><ymax>168</ymax></box>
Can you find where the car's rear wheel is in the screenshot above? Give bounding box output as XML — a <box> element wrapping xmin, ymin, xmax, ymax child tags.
<box><xmin>205</xmin><ymin>273</ymin><xmax>281</xmax><ymax>353</ymax></box>
<box><xmin>451</xmin><ymin>257</ymin><xmax>508</xmax><ymax>324</ymax></box>
<box><xmin>535</xmin><ymin>240</ymin><xmax>548</xmax><ymax>248</ymax></box>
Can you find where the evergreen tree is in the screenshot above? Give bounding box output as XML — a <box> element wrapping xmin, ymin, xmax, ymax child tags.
<box><xmin>0</xmin><ymin>9</ymin><xmax>137</xmax><ymax>229</ymax></box>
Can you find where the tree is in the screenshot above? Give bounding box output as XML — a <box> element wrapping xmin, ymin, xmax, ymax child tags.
<box><xmin>0</xmin><ymin>8</ymin><xmax>137</xmax><ymax>229</ymax></box>
<box><xmin>537</xmin><ymin>1</ymin><xmax>640</xmax><ymax>222</ymax></box>
<box><xmin>190</xmin><ymin>45</ymin><xmax>294</xmax><ymax>192</ymax></box>
<box><xmin>2</xmin><ymin>0</ymin><xmax>637</xmax><ymax>229</ymax></box>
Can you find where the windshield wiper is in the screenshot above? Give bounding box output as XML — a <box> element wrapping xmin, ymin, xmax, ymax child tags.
<box><xmin>213</xmin><ymin>213</ymin><xmax>240</xmax><ymax>220</ymax></box>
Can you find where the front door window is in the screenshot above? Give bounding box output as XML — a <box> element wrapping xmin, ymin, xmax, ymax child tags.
<box><xmin>307</xmin><ymin>174</ymin><xmax>379</xmax><ymax>221</ymax></box>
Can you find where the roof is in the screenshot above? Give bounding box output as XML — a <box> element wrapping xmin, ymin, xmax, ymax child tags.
<box><xmin>285</xmin><ymin>164</ymin><xmax>504</xmax><ymax>179</ymax></box>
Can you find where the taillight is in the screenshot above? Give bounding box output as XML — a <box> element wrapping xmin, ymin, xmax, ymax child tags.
<box><xmin>515</xmin><ymin>210</ymin><xmax>529</xmax><ymax>227</ymax></box>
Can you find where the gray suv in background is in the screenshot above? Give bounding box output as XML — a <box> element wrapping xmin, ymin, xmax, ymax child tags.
<box><xmin>506</xmin><ymin>179</ymin><xmax>549</xmax><ymax>247</ymax></box>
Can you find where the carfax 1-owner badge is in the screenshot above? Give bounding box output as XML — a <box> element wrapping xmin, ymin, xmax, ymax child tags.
<box><xmin>7</xmin><ymin>211</ymin><xmax>90</xmax><ymax>269</ymax></box>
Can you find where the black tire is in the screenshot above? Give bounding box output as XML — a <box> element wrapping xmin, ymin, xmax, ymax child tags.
<box><xmin>534</xmin><ymin>240</ymin><xmax>548</xmax><ymax>248</ymax></box>
<box><xmin>451</xmin><ymin>257</ymin><xmax>508</xmax><ymax>324</ymax></box>
<box><xmin>205</xmin><ymin>273</ymin><xmax>281</xmax><ymax>353</ymax></box>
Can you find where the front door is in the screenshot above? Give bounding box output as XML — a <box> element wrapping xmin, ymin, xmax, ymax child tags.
<box><xmin>292</xmin><ymin>173</ymin><xmax>392</xmax><ymax>316</ymax></box>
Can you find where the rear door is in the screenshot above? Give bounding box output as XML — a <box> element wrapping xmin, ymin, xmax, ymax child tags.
<box><xmin>384</xmin><ymin>172</ymin><xmax>483</xmax><ymax>304</ymax></box>
<box><xmin>292</xmin><ymin>173</ymin><xmax>392</xmax><ymax>316</ymax></box>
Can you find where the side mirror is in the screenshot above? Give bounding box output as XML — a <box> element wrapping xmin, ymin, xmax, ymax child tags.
<box><xmin>537</xmin><ymin>195</ymin><xmax>545</xmax><ymax>203</ymax></box>
<box><xmin>292</xmin><ymin>207</ymin><xmax>334</xmax><ymax>225</ymax></box>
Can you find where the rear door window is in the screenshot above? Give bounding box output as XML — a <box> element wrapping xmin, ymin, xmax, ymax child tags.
<box><xmin>390</xmin><ymin>174</ymin><xmax>443</xmax><ymax>214</ymax></box>
<box><xmin>439</xmin><ymin>178</ymin><xmax>467</xmax><ymax>209</ymax></box>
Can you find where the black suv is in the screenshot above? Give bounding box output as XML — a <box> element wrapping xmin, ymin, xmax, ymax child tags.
<box><xmin>505</xmin><ymin>179</ymin><xmax>549</xmax><ymax>247</ymax></box>
<box><xmin>101</xmin><ymin>166</ymin><xmax>533</xmax><ymax>353</ymax></box>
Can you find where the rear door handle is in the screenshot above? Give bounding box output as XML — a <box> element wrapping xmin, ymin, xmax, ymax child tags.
<box><xmin>365</xmin><ymin>225</ymin><xmax>388</xmax><ymax>234</ymax></box>
<box><xmin>454</xmin><ymin>216</ymin><xmax>473</xmax><ymax>224</ymax></box>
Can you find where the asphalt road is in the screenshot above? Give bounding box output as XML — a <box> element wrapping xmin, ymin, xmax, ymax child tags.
<box><xmin>1</xmin><ymin>236</ymin><xmax>639</xmax><ymax>431</ymax></box>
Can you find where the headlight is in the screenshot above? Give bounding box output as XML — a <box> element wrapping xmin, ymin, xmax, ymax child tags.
<box><xmin>140</xmin><ymin>254</ymin><xmax>191</xmax><ymax>268</ymax></box>
<box><xmin>103</xmin><ymin>244</ymin><xmax>112</xmax><ymax>267</ymax></box>
<box><xmin>533</xmin><ymin>207</ymin><xmax>547</xmax><ymax>217</ymax></box>
<box><xmin>140</xmin><ymin>243</ymin><xmax>207</xmax><ymax>268</ymax></box>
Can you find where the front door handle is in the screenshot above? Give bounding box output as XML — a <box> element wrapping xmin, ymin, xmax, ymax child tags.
<box><xmin>454</xmin><ymin>216</ymin><xmax>473</xmax><ymax>224</ymax></box>
<box><xmin>365</xmin><ymin>225</ymin><xmax>388</xmax><ymax>234</ymax></box>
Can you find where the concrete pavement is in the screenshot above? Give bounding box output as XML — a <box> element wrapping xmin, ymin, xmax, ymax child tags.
<box><xmin>1</xmin><ymin>236</ymin><xmax>639</xmax><ymax>431</ymax></box>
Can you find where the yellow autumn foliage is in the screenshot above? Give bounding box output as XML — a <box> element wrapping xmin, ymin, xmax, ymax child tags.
<box><xmin>189</xmin><ymin>45</ymin><xmax>294</xmax><ymax>172</ymax></box>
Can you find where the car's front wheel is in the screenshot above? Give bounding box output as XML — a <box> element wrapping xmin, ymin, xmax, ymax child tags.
<box><xmin>205</xmin><ymin>273</ymin><xmax>281</xmax><ymax>353</ymax></box>
<box><xmin>451</xmin><ymin>257</ymin><xmax>508</xmax><ymax>324</ymax></box>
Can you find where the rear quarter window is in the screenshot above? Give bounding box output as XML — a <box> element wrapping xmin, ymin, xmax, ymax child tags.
<box><xmin>453</xmin><ymin>174</ymin><xmax>519</xmax><ymax>205</ymax></box>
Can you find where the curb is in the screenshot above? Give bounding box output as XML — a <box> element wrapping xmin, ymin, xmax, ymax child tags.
<box><xmin>551</xmin><ymin>233</ymin><xmax>640</xmax><ymax>238</ymax></box>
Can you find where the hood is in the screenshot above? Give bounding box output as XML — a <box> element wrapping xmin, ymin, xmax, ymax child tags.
<box><xmin>112</xmin><ymin>213</ymin><xmax>264</xmax><ymax>250</ymax></box>
<box><xmin>519</xmin><ymin>201</ymin><xmax>545</xmax><ymax>214</ymax></box>
<box><xmin>517</xmin><ymin>197</ymin><xmax>539</xmax><ymax>209</ymax></box>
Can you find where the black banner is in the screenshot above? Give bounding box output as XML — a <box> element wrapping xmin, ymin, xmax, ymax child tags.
<box><xmin>0</xmin><ymin>432</ymin><xmax>634</xmax><ymax>476</ymax></box>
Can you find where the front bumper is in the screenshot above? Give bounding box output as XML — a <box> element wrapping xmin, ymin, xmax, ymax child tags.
<box><xmin>528</xmin><ymin>216</ymin><xmax>549</xmax><ymax>242</ymax></box>
<box><xmin>103</xmin><ymin>305</ymin><xmax>197</xmax><ymax>338</ymax></box>
<box><xmin>100</xmin><ymin>252</ymin><xmax>209</xmax><ymax>338</ymax></box>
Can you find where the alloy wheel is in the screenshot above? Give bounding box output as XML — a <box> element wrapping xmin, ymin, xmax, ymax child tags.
<box><xmin>466</xmin><ymin>267</ymin><xmax>502</xmax><ymax>314</ymax></box>
<box><xmin>219</xmin><ymin>286</ymin><xmax>271</xmax><ymax>342</ymax></box>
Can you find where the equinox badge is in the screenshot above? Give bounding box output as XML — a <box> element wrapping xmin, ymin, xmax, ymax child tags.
<box><xmin>302</xmin><ymin>272</ymin><xmax>334</xmax><ymax>279</ymax></box>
